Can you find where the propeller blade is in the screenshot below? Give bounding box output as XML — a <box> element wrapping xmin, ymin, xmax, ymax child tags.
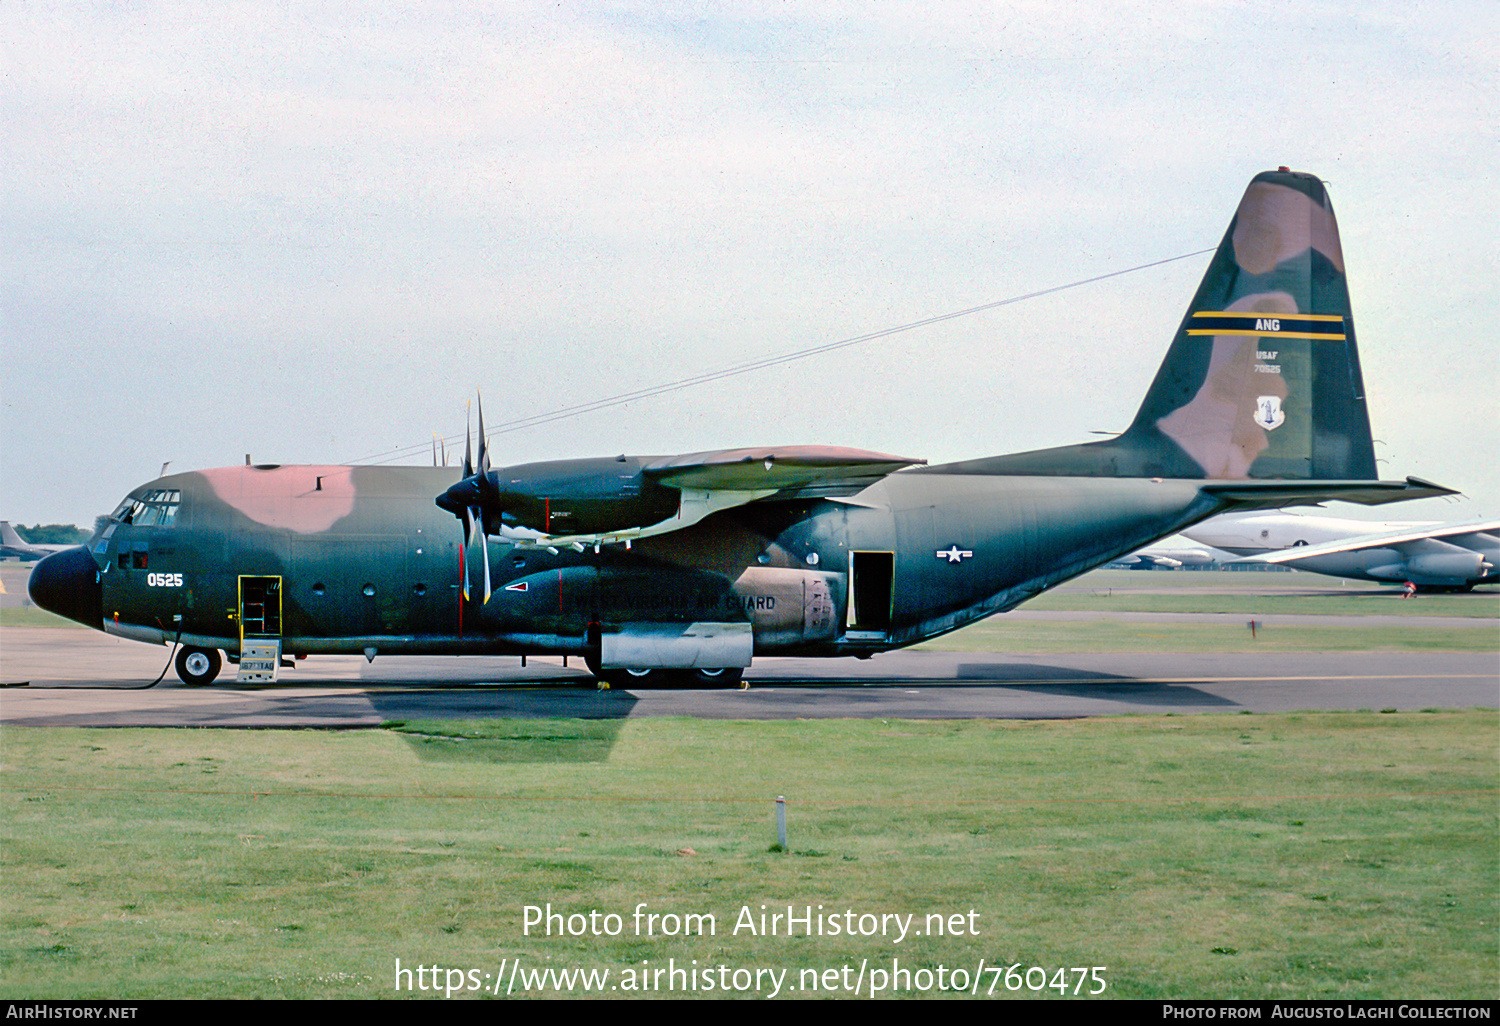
<box><xmin>460</xmin><ymin>506</ymin><xmax>472</xmax><ymax>601</ymax></box>
<box><xmin>481</xmin><ymin>531</ymin><xmax>492</xmax><ymax>604</ymax></box>
<box><xmin>462</xmin><ymin>401</ymin><xmax>473</xmax><ymax>479</ymax></box>
<box><xmin>477</xmin><ymin>391</ymin><xmax>491</xmax><ymax>475</ymax></box>
<box><xmin>469</xmin><ymin>502</ymin><xmax>492</xmax><ymax>602</ymax></box>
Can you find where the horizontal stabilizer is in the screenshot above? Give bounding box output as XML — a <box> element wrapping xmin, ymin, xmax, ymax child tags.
<box><xmin>1200</xmin><ymin>476</ymin><xmax>1458</xmax><ymax>509</ymax></box>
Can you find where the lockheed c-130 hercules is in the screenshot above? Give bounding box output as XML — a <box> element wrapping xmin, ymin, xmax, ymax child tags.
<box><xmin>29</xmin><ymin>169</ymin><xmax>1454</xmax><ymax>687</ymax></box>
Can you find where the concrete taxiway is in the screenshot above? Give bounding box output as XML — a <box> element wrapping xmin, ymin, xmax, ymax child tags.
<box><xmin>1</xmin><ymin>624</ymin><xmax>1494</xmax><ymax>726</ymax></box>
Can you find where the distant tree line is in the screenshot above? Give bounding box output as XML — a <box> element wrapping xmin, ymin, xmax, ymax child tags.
<box><xmin>11</xmin><ymin>522</ymin><xmax>105</xmax><ymax>545</ymax></box>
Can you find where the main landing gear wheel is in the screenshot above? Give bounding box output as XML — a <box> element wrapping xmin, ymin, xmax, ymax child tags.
<box><xmin>688</xmin><ymin>666</ymin><xmax>745</xmax><ymax>688</ymax></box>
<box><xmin>585</xmin><ymin>657</ymin><xmax>742</xmax><ymax>689</ymax></box>
<box><xmin>175</xmin><ymin>646</ymin><xmax>222</xmax><ymax>686</ymax></box>
<box><xmin>600</xmin><ymin>666</ymin><xmax>670</xmax><ymax>689</ymax></box>
<box><xmin>585</xmin><ymin>655</ymin><xmax>650</xmax><ymax>689</ymax></box>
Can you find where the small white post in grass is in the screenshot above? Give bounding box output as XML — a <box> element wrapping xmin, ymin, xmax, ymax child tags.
<box><xmin>776</xmin><ymin>795</ymin><xmax>787</xmax><ymax>852</ymax></box>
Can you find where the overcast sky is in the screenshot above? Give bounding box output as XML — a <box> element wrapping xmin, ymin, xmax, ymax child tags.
<box><xmin>3</xmin><ymin>1</ymin><xmax>1496</xmax><ymax>529</ymax></box>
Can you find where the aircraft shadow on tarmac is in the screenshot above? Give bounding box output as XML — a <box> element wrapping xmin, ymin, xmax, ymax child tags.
<box><xmin>715</xmin><ymin>662</ymin><xmax>1236</xmax><ymax>710</ymax></box>
<box><xmin>356</xmin><ymin>663</ymin><xmax>1235</xmax><ymax>710</ymax></box>
<box><xmin>151</xmin><ymin>661</ymin><xmax>1239</xmax><ymax>712</ymax></box>
<box><xmin>364</xmin><ymin>684</ymin><xmax>637</xmax><ymax>720</ymax></box>
<box><xmin>9</xmin><ymin>662</ymin><xmax>1237</xmax><ymax>743</ymax></box>
<box><xmin>953</xmin><ymin>662</ymin><xmax>1238</xmax><ymax>708</ymax></box>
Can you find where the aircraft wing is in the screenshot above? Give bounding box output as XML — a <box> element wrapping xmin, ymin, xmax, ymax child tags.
<box><xmin>470</xmin><ymin>445</ymin><xmax>926</xmax><ymax>549</ymax></box>
<box><xmin>1244</xmin><ymin>519</ymin><xmax>1500</xmax><ymax>564</ymax></box>
<box><xmin>645</xmin><ymin>445</ymin><xmax>925</xmax><ymax>497</ymax></box>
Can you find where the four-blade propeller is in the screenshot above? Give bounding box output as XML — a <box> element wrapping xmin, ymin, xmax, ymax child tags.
<box><xmin>435</xmin><ymin>397</ymin><xmax>496</xmax><ymax>603</ymax></box>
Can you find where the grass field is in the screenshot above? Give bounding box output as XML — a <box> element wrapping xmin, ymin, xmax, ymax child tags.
<box><xmin>3</xmin><ymin>712</ymin><xmax>1495</xmax><ymax>999</ymax></box>
<box><xmin>3</xmin><ymin>564</ymin><xmax>1495</xmax><ymax>999</ymax></box>
<box><xmin>0</xmin><ymin>606</ymin><xmax>89</xmax><ymax>629</ymax></box>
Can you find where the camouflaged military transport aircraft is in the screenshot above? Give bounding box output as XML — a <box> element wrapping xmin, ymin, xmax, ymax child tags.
<box><xmin>29</xmin><ymin>169</ymin><xmax>1455</xmax><ymax>686</ymax></box>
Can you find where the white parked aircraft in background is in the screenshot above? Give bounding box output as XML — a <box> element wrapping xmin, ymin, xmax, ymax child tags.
<box><xmin>1182</xmin><ymin>513</ymin><xmax>1498</xmax><ymax>591</ymax></box>
<box><xmin>1112</xmin><ymin>547</ymin><xmax>1217</xmax><ymax>569</ymax></box>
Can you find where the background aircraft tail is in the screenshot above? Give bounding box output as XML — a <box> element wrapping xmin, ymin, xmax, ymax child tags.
<box><xmin>970</xmin><ymin>169</ymin><xmax>1396</xmax><ymax>487</ymax></box>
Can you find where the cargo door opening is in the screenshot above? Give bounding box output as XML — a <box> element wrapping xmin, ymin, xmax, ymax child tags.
<box><xmin>847</xmin><ymin>551</ymin><xmax>894</xmax><ymax>637</ymax></box>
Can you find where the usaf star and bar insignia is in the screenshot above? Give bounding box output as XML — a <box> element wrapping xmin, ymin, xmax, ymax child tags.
<box><xmin>936</xmin><ymin>544</ymin><xmax>974</xmax><ymax>564</ymax></box>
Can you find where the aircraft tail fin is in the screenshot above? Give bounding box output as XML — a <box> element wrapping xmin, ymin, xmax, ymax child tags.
<box><xmin>970</xmin><ymin>169</ymin><xmax>1392</xmax><ymax>486</ymax></box>
<box><xmin>1123</xmin><ymin>167</ymin><xmax>1374</xmax><ymax>480</ymax></box>
<box><xmin>0</xmin><ymin>522</ymin><xmax>25</xmax><ymax>547</ymax></box>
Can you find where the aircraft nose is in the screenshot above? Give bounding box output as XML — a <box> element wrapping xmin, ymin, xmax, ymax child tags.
<box><xmin>28</xmin><ymin>546</ymin><xmax>104</xmax><ymax>630</ymax></box>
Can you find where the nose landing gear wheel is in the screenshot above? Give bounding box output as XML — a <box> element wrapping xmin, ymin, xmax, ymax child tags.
<box><xmin>175</xmin><ymin>646</ymin><xmax>222</xmax><ymax>686</ymax></box>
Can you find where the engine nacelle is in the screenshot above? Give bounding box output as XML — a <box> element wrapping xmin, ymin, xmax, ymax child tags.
<box><xmin>438</xmin><ymin>456</ymin><xmax>683</xmax><ymax>536</ymax></box>
<box><xmin>1402</xmin><ymin>551</ymin><xmax>1487</xmax><ymax>581</ymax></box>
<box><xmin>730</xmin><ymin>567</ymin><xmax>840</xmax><ymax>647</ymax></box>
<box><xmin>488</xmin><ymin>456</ymin><xmax>681</xmax><ymax>535</ymax></box>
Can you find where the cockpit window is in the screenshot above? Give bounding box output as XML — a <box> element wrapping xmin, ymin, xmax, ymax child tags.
<box><xmin>112</xmin><ymin>489</ymin><xmax>181</xmax><ymax>528</ymax></box>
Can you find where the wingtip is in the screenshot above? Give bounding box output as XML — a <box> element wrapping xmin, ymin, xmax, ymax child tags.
<box><xmin>1404</xmin><ymin>476</ymin><xmax>1461</xmax><ymax>498</ymax></box>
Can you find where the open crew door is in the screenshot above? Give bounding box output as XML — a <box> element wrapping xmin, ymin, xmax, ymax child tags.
<box><xmin>237</xmin><ymin>575</ymin><xmax>282</xmax><ymax>683</ymax></box>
